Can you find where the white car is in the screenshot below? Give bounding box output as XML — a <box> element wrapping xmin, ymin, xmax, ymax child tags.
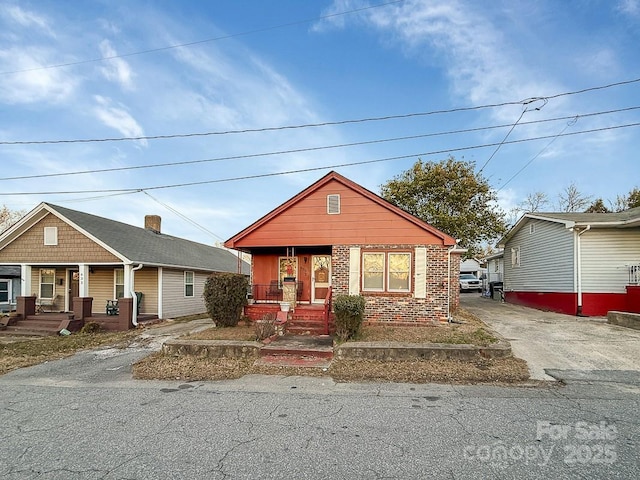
<box><xmin>459</xmin><ymin>274</ymin><xmax>482</xmax><ymax>293</ymax></box>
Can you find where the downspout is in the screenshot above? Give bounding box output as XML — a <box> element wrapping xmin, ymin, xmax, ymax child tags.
<box><xmin>130</xmin><ymin>264</ymin><xmax>144</xmax><ymax>326</ymax></box>
<box><xmin>576</xmin><ymin>225</ymin><xmax>591</xmax><ymax>315</ymax></box>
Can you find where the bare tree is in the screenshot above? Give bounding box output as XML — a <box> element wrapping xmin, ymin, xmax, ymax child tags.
<box><xmin>0</xmin><ymin>205</ymin><xmax>25</xmax><ymax>233</ymax></box>
<box><xmin>520</xmin><ymin>192</ymin><xmax>549</xmax><ymax>213</ymax></box>
<box><xmin>557</xmin><ymin>183</ymin><xmax>592</xmax><ymax>212</ymax></box>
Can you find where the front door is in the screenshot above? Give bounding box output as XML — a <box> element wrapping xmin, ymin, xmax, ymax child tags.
<box><xmin>68</xmin><ymin>270</ymin><xmax>79</xmax><ymax>310</ymax></box>
<box><xmin>311</xmin><ymin>255</ymin><xmax>331</xmax><ymax>303</ymax></box>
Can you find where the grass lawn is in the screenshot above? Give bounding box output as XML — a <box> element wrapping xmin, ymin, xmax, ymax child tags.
<box><xmin>0</xmin><ymin>330</ymin><xmax>138</xmax><ymax>376</ymax></box>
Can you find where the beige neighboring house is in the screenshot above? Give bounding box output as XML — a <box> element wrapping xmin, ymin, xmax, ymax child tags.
<box><xmin>0</xmin><ymin>203</ymin><xmax>248</xmax><ymax>330</ymax></box>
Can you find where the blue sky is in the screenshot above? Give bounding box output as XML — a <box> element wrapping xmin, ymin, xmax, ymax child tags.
<box><xmin>1</xmin><ymin>0</ymin><xmax>639</xmax><ymax>245</ymax></box>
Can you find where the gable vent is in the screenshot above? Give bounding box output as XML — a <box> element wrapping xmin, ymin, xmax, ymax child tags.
<box><xmin>327</xmin><ymin>194</ymin><xmax>340</xmax><ymax>214</ymax></box>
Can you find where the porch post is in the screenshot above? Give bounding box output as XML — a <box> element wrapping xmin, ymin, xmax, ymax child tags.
<box><xmin>20</xmin><ymin>264</ymin><xmax>32</xmax><ymax>296</ymax></box>
<box><xmin>77</xmin><ymin>264</ymin><xmax>90</xmax><ymax>297</ymax></box>
<box><xmin>123</xmin><ymin>264</ymin><xmax>132</xmax><ymax>298</ymax></box>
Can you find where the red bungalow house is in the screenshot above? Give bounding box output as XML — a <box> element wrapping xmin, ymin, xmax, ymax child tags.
<box><xmin>224</xmin><ymin>171</ymin><xmax>463</xmax><ymax>332</ymax></box>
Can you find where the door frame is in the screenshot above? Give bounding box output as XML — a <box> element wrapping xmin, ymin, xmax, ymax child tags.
<box><xmin>311</xmin><ymin>255</ymin><xmax>331</xmax><ymax>303</ymax></box>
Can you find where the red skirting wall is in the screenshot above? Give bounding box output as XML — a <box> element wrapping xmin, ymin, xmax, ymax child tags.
<box><xmin>505</xmin><ymin>291</ymin><xmax>577</xmax><ymax>315</ymax></box>
<box><xmin>581</xmin><ymin>293</ymin><xmax>628</xmax><ymax>316</ymax></box>
<box><xmin>506</xmin><ymin>291</ymin><xmax>633</xmax><ymax>316</ymax></box>
<box><xmin>626</xmin><ymin>286</ymin><xmax>640</xmax><ymax>314</ymax></box>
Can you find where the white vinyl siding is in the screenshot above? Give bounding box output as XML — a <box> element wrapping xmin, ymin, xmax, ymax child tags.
<box><xmin>580</xmin><ymin>228</ymin><xmax>640</xmax><ymax>293</ymax></box>
<box><xmin>162</xmin><ymin>269</ymin><xmax>209</xmax><ymax>318</ymax></box>
<box><xmin>504</xmin><ymin>219</ymin><xmax>574</xmax><ymax>292</ymax></box>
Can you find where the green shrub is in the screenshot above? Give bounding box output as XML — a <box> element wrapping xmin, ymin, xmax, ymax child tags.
<box><xmin>333</xmin><ymin>294</ymin><xmax>366</xmax><ymax>341</ymax></box>
<box><xmin>203</xmin><ymin>273</ymin><xmax>249</xmax><ymax>327</ymax></box>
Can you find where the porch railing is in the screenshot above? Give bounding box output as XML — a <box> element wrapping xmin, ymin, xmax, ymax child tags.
<box><xmin>249</xmin><ymin>283</ymin><xmax>303</xmax><ymax>303</ymax></box>
<box><xmin>629</xmin><ymin>264</ymin><xmax>640</xmax><ymax>285</ymax></box>
<box><xmin>323</xmin><ymin>286</ymin><xmax>333</xmax><ymax>335</ymax></box>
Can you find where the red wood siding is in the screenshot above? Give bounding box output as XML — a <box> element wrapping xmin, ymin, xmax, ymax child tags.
<box><xmin>233</xmin><ymin>180</ymin><xmax>443</xmax><ymax>247</ymax></box>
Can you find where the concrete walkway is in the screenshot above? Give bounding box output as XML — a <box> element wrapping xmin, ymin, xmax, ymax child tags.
<box><xmin>461</xmin><ymin>294</ymin><xmax>640</xmax><ymax>380</ymax></box>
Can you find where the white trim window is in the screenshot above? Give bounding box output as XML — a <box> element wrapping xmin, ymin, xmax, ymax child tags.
<box><xmin>114</xmin><ymin>269</ymin><xmax>125</xmax><ymax>298</ymax></box>
<box><xmin>0</xmin><ymin>279</ymin><xmax>9</xmax><ymax>304</ymax></box>
<box><xmin>362</xmin><ymin>251</ymin><xmax>411</xmax><ymax>293</ymax></box>
<box><xmin>40</xmin><ymin>269</ymin><xmax>55</xmax><ymax>299</ymax></box>
<box><xmin>44</xmin><ymin>227</ymin><xmax>58</xmax><ymax>245</ymax></box>
<box><xmin>184</xmin><ymin>271</ymin><xmax>194</xmax><ymax>297</ymax></box>
<box><xmin>362</xmin><ymin>252</ymin><xmax>385</xmax><ymax>291</ymax></box>
<box><xmin>388</xmin><ymin>252</ymin><xmax>411</xmax><ymax>292</ymax></box>
<box><xmin>511</xmin><ymin>247</ymin><xmax>521</xmax><ymax>267</ymax></box>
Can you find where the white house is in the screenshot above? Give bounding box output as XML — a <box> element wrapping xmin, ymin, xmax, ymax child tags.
<box><xmin>498</xmin><ymin>207</ymin><xmax>640</xmax><ymax>316</ymax></box>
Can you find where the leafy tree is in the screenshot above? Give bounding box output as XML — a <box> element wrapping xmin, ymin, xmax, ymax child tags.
<box><xmin>380</xmin><ymin>156</ymin><xmax>507</xmax><ymax>256</ymax></box>
<box><xmin>629</xmin><ymin>188</ymin><xmax>640</xmax><ymax>208</ymax></box>
<box><xmin>585</xmin><ymin>198</ymin><xmax>610</xmax><ymax>213</ymax></box>
<box><xmin>557</xmin><ymin>183</ymin><xmax>592</xmax><ymax>212</ymax></box>
<box><xmin>0</xmin><ymin>205</ymin><xmax>25</xmax><ymax>234</ymax></box>
<box><xmin>612</xmin><ymin>187</ymin><xmax>640</xmax><ymax>212</ymax></box>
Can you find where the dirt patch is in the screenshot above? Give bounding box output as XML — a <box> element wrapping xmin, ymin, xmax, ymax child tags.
<box><xmin>133</xmin><ymin>354</ymin><xmax>529</xmax><ymax>384</ymax></box>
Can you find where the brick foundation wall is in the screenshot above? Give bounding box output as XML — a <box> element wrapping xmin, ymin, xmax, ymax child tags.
<box><xmin>332</xmin><ymin>244</ymin><xmax>459</xmax><ymax>324</ymax></box>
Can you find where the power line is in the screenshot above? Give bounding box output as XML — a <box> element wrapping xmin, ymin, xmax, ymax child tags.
<box><xmin>2</xmin><ymin>121</ymin><xmax>638</xmax><ymax>196</ymax></box>
<box><xmin>478</xmin><ymin>98</ymin><xmax>547</xmax><ymax>173</ymax></box>
<box><xmin>2</xmin><ymin>105</ymin><xmax>637</xmax><ymax>182</ymax></box>
<box><xmin>496</xmin><ymin>116</ymin><xmax>578</xmax><ymax>192</ymax></box>
<box><xmin>142</xmin><ymin>191</ymin><xmax>224</xmax><ymax>241</ymax></box>
<box><xmin>0</xmin><ymin>106</ymin><xmax>640</xmax><ymax>181</ymax></box>
<box><xmin>3</xmin><ymin>77</ymin><xmax>639</xmax><ymax>146</ymax></box>
<box><xmin>0</xmin><ymin>1</ymin><xmax>404</xmax><ymax>76</ymax></box>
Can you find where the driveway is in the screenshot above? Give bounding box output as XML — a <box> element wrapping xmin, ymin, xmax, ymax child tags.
<box><xmin>461</xmin><ymin>294</ymin><xmax>640</xmax><ymax>381</ymax></box>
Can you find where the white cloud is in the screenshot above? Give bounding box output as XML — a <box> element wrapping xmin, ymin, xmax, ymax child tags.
<box><xmin>0</xmin><ymin>4</ymin><xmax>55</xmax><ymax>37</ymax></box>
<box><xmin>98</xmin><ymin>39</ymin><xmax>135</xmax><ymax>90</ymax></box>
<box><xmin>0</xmin><ymin>47</ymin><xmax>77</xmax><ymax>104</ymax></box>
<box><xmin>617</xmin><ymin>0</ymin><xmax>640</xmax><ymax>16</ymax></box>
<box><xmin>93</xmin><ymin>95</ymin><xmax>146</xmax><ymax>145</ymax></box>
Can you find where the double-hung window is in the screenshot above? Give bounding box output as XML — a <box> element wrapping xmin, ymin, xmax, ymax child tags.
<box><xmin>114</xmin><ymin>269</ymin><xmax>125</xmax><ymax>298</ymax></box>
<box><xmin>362</xmin><ymin>251</ymin><xmax>411</xmax><ymax>293</ymax></box>
<box><xmin>40</xmin><ymin>269</ymin><xmax>55</xmax><ymax>299</ymax></box>
<box><xmin>184</xmin><ymin>271</ymin><xmax>194</xmax><ymax>297</ymax></box>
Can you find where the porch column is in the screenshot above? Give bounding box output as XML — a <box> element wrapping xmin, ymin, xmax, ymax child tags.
<box><xmin>77</xmin><ymin>264</ymin><xmax>90</xmax><ymax>297</ymax></box>
<box><xmin>123</xmin><ymin>264</ymin><xmax>132</xmax><ymax>298</ymax></box>
<box><xmin>20</xmin><ymin>264</ymin><xmax>32</xmax><ymax>296</ymax></box>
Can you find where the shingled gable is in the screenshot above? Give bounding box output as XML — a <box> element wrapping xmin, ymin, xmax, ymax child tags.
<box><xmin>225</xmin><ymin>171</ymin><xmax>456</xmax><ymax>249</ymax></box>
<box><xmin>0</xmin><ymin>202</ymin><xmax>247</xmax><ymax>274</ymax></box>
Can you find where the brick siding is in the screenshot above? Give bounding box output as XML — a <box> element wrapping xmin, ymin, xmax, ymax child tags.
<box><xmin>332</xmin><ymin>244</ymin><xmax>461</xmax><ymax>324</ymax></box>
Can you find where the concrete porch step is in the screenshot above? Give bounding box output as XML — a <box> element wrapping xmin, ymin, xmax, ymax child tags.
<box><xmin>1</xmin><ymin>326</ymin><xmax>59</xmax><ymax>336</ymax></box>
<box><xmin>254</xmin><ymin>354</ymin><xmax>332</xmax><ymax>369</ymax></box>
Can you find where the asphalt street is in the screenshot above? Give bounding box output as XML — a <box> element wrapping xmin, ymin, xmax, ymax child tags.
<box><xmin>1</xmin><ymin>336</ymin><xmax>639</xmax><ymax>479</ymax></box>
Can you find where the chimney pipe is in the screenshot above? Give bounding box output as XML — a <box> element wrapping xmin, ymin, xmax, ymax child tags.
<box><xmin>145</xmin><ymin>215</ymin><xmax>161</xmax><ymax>234</ymax></box>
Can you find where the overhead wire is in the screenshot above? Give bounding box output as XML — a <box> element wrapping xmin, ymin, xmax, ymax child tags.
<box><xmin>496</xmin><ymin>116</ymin><xmax>578</xmax><ymax>192</ymax></box>
<box><xmin>0</xmin><ymin>0</ymin><xmax>405</xmax><ymax>76</ymax></box>
<box><xmin>2</xmin><ymin>77</ymin><xmax>640</xmax><ymax>146</ymax></box>
<box><xmin>1</xmin><ymin>120</ymin><xmax>638</xmax><ymax>196</ymax></box>
<box><xmin>2</xmin><ymin>105</ymin><xmax>638</xmax><ymax>182</ymax></box>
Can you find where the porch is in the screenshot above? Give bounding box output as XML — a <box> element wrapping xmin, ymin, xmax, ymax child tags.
<box><xmin>0</xmin><ymin>296</ymin><xmax>157</xmax><ymax>335</ymax></box>
<box><xmin>245</xmin><ymin>286</ymin><xmax>335</xmax><ymax>336</ymax></box>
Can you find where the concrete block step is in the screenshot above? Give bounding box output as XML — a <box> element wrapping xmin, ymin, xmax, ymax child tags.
<box><xmin>254</xmin><ymin>354</ymin><xmax>332</xmax><ymax>369</ymax></box>
<box><xmin>2</xmin><ymin>326</ymin><xmax>59</xmax><ymax>336</ymax></box>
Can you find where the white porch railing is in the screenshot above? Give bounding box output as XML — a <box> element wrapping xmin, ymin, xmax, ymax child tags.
<box><xmin>629</xmin><ymin>264</ymin><xmax>640</xmax><ymax>285</ymax></box>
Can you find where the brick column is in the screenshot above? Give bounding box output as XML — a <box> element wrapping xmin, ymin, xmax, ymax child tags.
<box><xmin>72</xmin><ymin>297</ymin><xmax>93</xmax><ymax>320</ymax></box>
<box><xmin>17</xmin><ymin>296</ymin><xmax>36</xmax><ymax>318</ymax></box>
<box><xmin>118</xmin><ymin>297</ymin><xmax>134</xmax><ymax>330</ymax></box>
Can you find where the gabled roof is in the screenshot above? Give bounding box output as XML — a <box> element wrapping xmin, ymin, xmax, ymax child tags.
<box><xmin>0</xmin><ymin>203</ymin><xmax>249</xmax><ymax>274</ymax></box>
<box><xmin>498</xmin><ymin>206</ymin><xmax>640</xmax><ymax>247</ymax></box>
<box><xmin>224</xmin><ymin>171</ymin><xmax>457</xmax><ymax>248</ymax></box>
